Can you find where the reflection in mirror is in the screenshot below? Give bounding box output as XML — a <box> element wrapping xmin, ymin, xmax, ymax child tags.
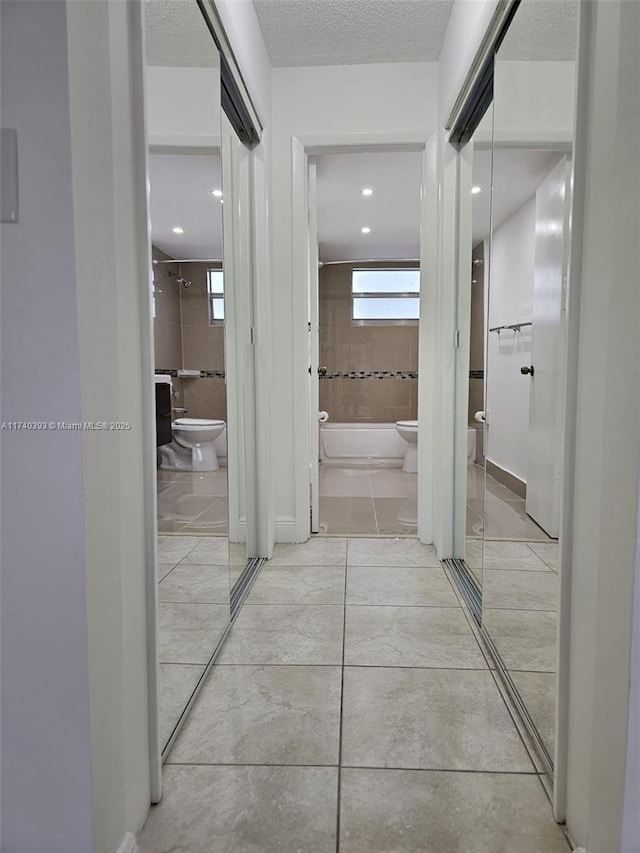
<box><xmin>463</xmin><ymin>120</ymin><xmax>494</xmax><ymax>593</ymax></box>
<box><xmin>144</xmin><ymin>1</ymin><xmax>231</xmax><ymax>754</ymax></box>
<box><xmin>481</xmin><ymin>0</ymin><xmax>578</xmax><ymax>768</ymax></box>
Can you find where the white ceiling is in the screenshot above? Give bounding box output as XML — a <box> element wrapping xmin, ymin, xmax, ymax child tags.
<box><xmin>472</xmin><ymin>147</ymin><xmax>566</xmax><ymax>244</ymax></box>
<box><xmin>253</xmin><ymin>0</ymin><xmax>453</xmax><ymax>67</ymax></box>
<box><xmin>144</xmin><ymin>0</ymin><xmax>218</xmax><ymax>67</ymax></box>
<box><xmin>316</xmin><ymin>150</ymin><xmax>423</xmax><ymax>263</ymax></box>
<box><xmin>148</xmin><ymin>152</ymin><xmax>224</xmax><ymax>259</ymax></box>
<box><xmin>499</xmin><ymin>0</ymin><xmax>579</xmax><ymax>60</ymax></box>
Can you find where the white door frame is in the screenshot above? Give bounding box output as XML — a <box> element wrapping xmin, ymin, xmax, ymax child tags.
<box><xmin>291</xmin><ymin>131</ymin><xmax>439</xmax><ymax>547</ymax></box>
<box><xmin>307</xmin><ymin>160</ymin><xmax>320</xmax><ymax>533</ymax></box>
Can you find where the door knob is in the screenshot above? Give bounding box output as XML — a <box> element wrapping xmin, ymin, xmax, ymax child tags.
<box><xmin>318</xmin><ymin>366</ymin><xmax>328</xmax><ymax>376</ymax></box>
<box><xmin>520</xmin><ymin>365</ymin><xmax>535</xmax><ymax>376</ymax></box>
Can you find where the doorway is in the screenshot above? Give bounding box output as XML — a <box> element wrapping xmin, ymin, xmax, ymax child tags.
<box><xmin>308</xmin><ymin>149</ymin><xmax>425</xmax><ymax>537</ymax></box>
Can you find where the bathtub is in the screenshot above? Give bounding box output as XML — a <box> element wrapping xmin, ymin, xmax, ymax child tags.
<box><xmin>320</xmin><ymin>422</ymin><xmax>408</xmax><ymax>462</ymax></box>
<box><xmin>319</xmin><ymin>422</ymin><xmax>479</xmax><ymax>464</ymax></box>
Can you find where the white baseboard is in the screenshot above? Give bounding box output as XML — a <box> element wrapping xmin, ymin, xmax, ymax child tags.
<box><xmin>274</xmin><ymin>516</ymin><xmax>300</xmax><ymax>543</ymax></box>
<box><xmin>574</xmin><ymin>848</ymin><xmax>586</xmax><ymax>853</ymax></box>
<box><xmin>116</xmin><ymin>832</ymin><xmax>139</xmax><ymax>853</ymax></box>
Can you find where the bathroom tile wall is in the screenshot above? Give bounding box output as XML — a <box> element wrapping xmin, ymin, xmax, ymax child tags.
<box><xmin>152</xmin><ymin>247</ymin><xmax>226</xmax><ymax>421</ymax></box>
<box><xmin>319</xmin><ymin>262</ymin><xmax>418</xmax><ymax>424</ymax></box>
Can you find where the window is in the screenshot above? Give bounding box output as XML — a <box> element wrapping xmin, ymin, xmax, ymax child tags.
<box><xmin>351</xmin><ymin>269</ymin><xmax>420</xmax><ymax>323</ymax></box>
<box><xmin>207</xmin><ymin>269</ymin><xmax>225</xmax><ymax>323</ymax></box>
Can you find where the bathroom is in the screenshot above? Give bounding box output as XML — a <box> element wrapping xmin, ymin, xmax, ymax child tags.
<box><xmin>314</xmin><ymin>150</ymin><xmax>422</xmax><ymax>536</ymax></box>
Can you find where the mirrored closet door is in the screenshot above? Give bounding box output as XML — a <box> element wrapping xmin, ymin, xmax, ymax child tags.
<box><xmin>145</xmin><ymin>0</ymin><xmax>229</xmax><ymax>757</ymax></box>
<box><xmin>480</xmin><ymin>0</ymin><xmax>578</xmax><ymax>773</ymax></box>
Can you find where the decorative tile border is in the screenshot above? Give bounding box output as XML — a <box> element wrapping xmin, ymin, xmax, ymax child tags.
<box><xmin>321</xmin><ymin>370</ymin><xmax>417</xmax><ymax>380</ymax></box>
<box><xmin>155</xmin><ymin>369</ymin><xmax>226</xmax><ymax>379</ymax></box>
<box><xmin>469</xmin><ymin>370</ymin><xmax>485</xmax><ymax>380</ymax></box>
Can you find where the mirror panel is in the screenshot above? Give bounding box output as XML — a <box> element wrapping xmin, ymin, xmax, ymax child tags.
<box><xmin>481</xmin><ymin>0</ymin><xmax>579</xmax><ymax>764</ymax></box>
<box><xmin>144</xmin><ymin>0</ymin><xmax>231</xmax><ymax>754</ymax></box>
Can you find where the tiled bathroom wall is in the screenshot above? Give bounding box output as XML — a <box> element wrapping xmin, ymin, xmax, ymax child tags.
<box><xmin>152</xmin><ymin>246</ymin><xmax>226</xmax><ymax>420</ymax></box>
<box><xmin>319</xmin><ymin>262</ymin><xmax>418</xmax><ymax>423</ymax></box>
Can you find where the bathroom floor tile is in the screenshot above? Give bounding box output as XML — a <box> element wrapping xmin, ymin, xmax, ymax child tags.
<box><xmin>339</xmin><ymin>769</ymin><xmax>569</xmax><ymax>852</ymax></box>
<box><xmin>466</xmin><ymin>504</ymin><xmax>484</xmax><ymax>538</ymax></box>
<box><xmin>368</xmin><ymin>468</ymin><xmax>417</xmax><ymax>498</ymax></box>
<box><xmin>158</xmin><ymin>562</ymin><xmax>230</xmax><ymax>604</ymax></box>
<box><xmin>344</xmin><ymin>606</ymin><xmax>486</xmax><ymax>668</ymax></box>
<box><xmin>217</xmin><ymin>604</ymin><xmax>344</xmax><ymax>665</ymax></box>
<box><xmin>347</xmin><ymin>537</ymin><xmax>440</xmax><ymax>567</ymax></box>
<box><xmin>341</xmin><ymin>667</ymin><xmax>533</xmax><ymax>771</ymax></box>
<box><xmin>346</xmin><ymin>565</ymin><xmax>458</xmax><ymax>607</ymax></box>
<box><xmin>158</xmin><ymin>602</ymin><xmax>230</xmax><ymax>664</ymax></box>
<box><xmin>319</xmin><ymin>497</ymin><xmax>378</xmax><ymax>535</ymax></box>
<box><xmin>270</xmin><ymin>537</ymin><xmax>347</xmax><ymax>567</ymax></box>
<box><xmin>374</xmin><ymin>497</ymin><xmax>418</xmax><ymax>534</ymax></box>
<box><xmin>483</xmin><ymin>570</ymin><xmax>558</xmax><ymax>611</ymax></box>
<box><xmin>157</xmin><ymin>562</ymin><xmax>176</xmax><ymax>582</ymax></box>
<box><xmin>167</xmin><ymin>665</ymin><xmax>341</xmax><ymax>765</ymax></box>
<box><xmin>319</xmin><ymin>466</ymin><xmax>373</xmax><ymax>497</ymax></box>
<box><xmin>247</xmin><ymin>564</ymin><xmax>345</xmax><ymax>605</ymax></box>
<box><xmin>465</xmin><ymin>537</ymin><xmax>484</xmax><ymax>568</ymax></box>
<box><xmin>158</xmin><ymin>663</ymin><xmax>206</xmax><ymax>747</ymax></box>
<box><xmin>179</xmin><ymin>500</ymin><xmax>228</xmax><ymax>533</ymax></box>
<box><xmin>157</xmin><ymin>494</ymin><xmax>217</xmax><ymax>524</ymax></box>
<box><xmin>138</xmin><ymin>765</ymin><xmax>338</xmax><ymax>853</ymax></box>
<box><xmin>482</xmin><ymin>609</ymin><xmax>557</xmax><ymax>672</ymax></box>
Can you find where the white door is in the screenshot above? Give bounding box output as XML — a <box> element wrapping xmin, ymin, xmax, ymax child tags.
<box><xmin>307</xmin><ymin>160</ymin><xmax>320</xmax><ymax>533</ymax></box>
<box><xmin>526</xmin><ymin>157</ymin><xmax>570</xmax><ymax>537</ymax></box>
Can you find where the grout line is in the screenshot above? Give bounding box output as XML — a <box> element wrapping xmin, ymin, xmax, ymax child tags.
<box><xmin>162</xmin><ymin>761</ymin><xmax>539</xmax><ymax>775</ymax></box>
<box><xmin>335</xmin><ymin>540</ymin><xmax>349</xmax><ymax>853</ymax></box>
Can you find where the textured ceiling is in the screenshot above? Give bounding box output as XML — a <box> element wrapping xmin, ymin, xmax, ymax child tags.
<box><xmin>148</xmin><ymin>152</ymin><xmax>224</xmax><ymax>259</ymax></box>
<box><xmin>499</xmin><ymin>0</ymin><xmax>579</xmax><ymax>60</ymax></box>
<box><xmin>316</xmin><ymin>150</ymin><xmax>423</xmax><ymax>263</ymax></box>
<box><xmin>254</xmin><ymin>0</ymin><xmax>454</xmax><ymax>67</ymax></box>
<box><xmin>144</xmin><ymin>0</ymin><xmax>218</xmax><ymax>67</ymax></box>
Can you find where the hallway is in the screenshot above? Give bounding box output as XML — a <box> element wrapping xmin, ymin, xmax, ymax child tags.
<box><xmin>139</xmin><ymin>537</ymin><xmax>569</xmax><ymax>852</ymax></box>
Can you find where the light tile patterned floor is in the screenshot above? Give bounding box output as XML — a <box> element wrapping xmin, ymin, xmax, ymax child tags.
<box><xmin>139</xmin><ymin>537</ymin><xmax>569</xmax><ymax>853</ymax></box>
<box><xmin>157</xmin><ymin>468</ymin><xmax>228</xmax><ymax>534</ymax></box>
<box><xmin>319</xmin><ymin>461</ymin><xmax>554</xmax><ymax>541</ymax></box>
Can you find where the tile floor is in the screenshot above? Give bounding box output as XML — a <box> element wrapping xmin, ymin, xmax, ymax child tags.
<box><xmin>319</xmin><ymin>461</ymin><xmax>554</xmax><ymax>542</ymax></box>
<box><xmin>467</xmin><ymin>464</ymin><xmax>554</xmax><ymax>542</ymax></box>
<box><xmin>157</xmin><ymin>467</ymin><xmax>229</xmax><ymax>535</ymax></box>
<box><xmin>156</xmin><ymin>535</ymin><xmax>246</xmax><ymax>748</ymax></box>
<box><xmin>318</xmin><ymin>462</ymin><xmax>418</xmax><ymax>535</ymax></box>
<box><xmin>139</xmin><ymin>536</ymin><xmax>569</xmax><ymax>852</ymax></box>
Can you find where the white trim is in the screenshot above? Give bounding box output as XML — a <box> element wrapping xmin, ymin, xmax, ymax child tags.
<box><xmin>452</xmin><ymin>143</ymin><xmax>474</xmax><ymax>556</ymax></box>
<box><xmin>289</xmin><ymin>131</ymin><xmax>437</xmax><ymax>548</ymax></box>
<box><xmin>251</xmin><ymin>142</ymin><xmax>275</xmax><ymax>557</ymax></box>
<box><xmin>116</xmin><ymin>832</ymin><xmax>139</xmax><ymax>853</ymax></box>
<box><xmin>275</xmin><ymin>516</ymin><xmax>299</xmax><ymax>543</ymax></box>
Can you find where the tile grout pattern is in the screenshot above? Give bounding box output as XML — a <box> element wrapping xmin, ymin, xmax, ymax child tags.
<box><xmin>139</xmin><ymin>536</ymin><xmax>569</xmax><ymax>852</ymax></box>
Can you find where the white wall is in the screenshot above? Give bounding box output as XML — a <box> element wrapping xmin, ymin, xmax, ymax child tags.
<box><xmin>0</xmin><ymin>3</ymin><xmax>94</xmax><ymax>849</ymax></box>
<box><xmin>486</xmin><ymin>196</ymin><xmax>535</xmax><ymax>483</ymax></box>
<box><xmin>270</xmin><ymin>62</ymin><xmax>438</xmax><ymax>540</ymax></box>
<box><xmin>2</xmin><ymin>1</ymin><xmax>154</xmax><ymax>850</ymax></box>
<box><xmin>563</xmin><ymin>1</ymin><xmax>640</xmax><ymax>850</ymax></box>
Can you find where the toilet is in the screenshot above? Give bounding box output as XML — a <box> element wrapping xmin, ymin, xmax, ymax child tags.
<box><xmin>159</xmin><ymin>418</ymin><xmax>225</xmax><ymax>471</ymax></box>
<box><xmin>395</xmin><ymin>420</ymin><xmax>418</xmax><ymax>473</ymax></box>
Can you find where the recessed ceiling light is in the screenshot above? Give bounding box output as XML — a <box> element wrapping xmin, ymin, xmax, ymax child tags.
<box><xmin>172</xmin><ymin>227</ymin><xmax>184</xmax><ymax>234</ymax></box>
<box><xmin>361</xmin><ymin>188</ymin><xmax>373</xmax><ymax>197</ymax></box>
<box><xmin>471</xmin><ymin>186</ymin><xmax>482</xmax><ymax>195</ymax></box>
<box><xmin>361</xmin><ymin>227</ymin><xmax>371</xmax><ymax>234</ymax></box>
<box><xmin>211</xmin><ymin>189</ymin><xmax>223</xmax><ymax>198</ymax></box>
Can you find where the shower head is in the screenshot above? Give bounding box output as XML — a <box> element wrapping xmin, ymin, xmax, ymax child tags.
<box><xmin>167</xmin><ymin>270</ymin><xmax>192</xmax><ymax>287</ymax></box>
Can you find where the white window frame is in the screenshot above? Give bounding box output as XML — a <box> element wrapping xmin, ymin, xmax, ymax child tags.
<box><xmin>207</xmin><ymin>268</ymin><xmax>225</xmax><ymax>324</ymax></box>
